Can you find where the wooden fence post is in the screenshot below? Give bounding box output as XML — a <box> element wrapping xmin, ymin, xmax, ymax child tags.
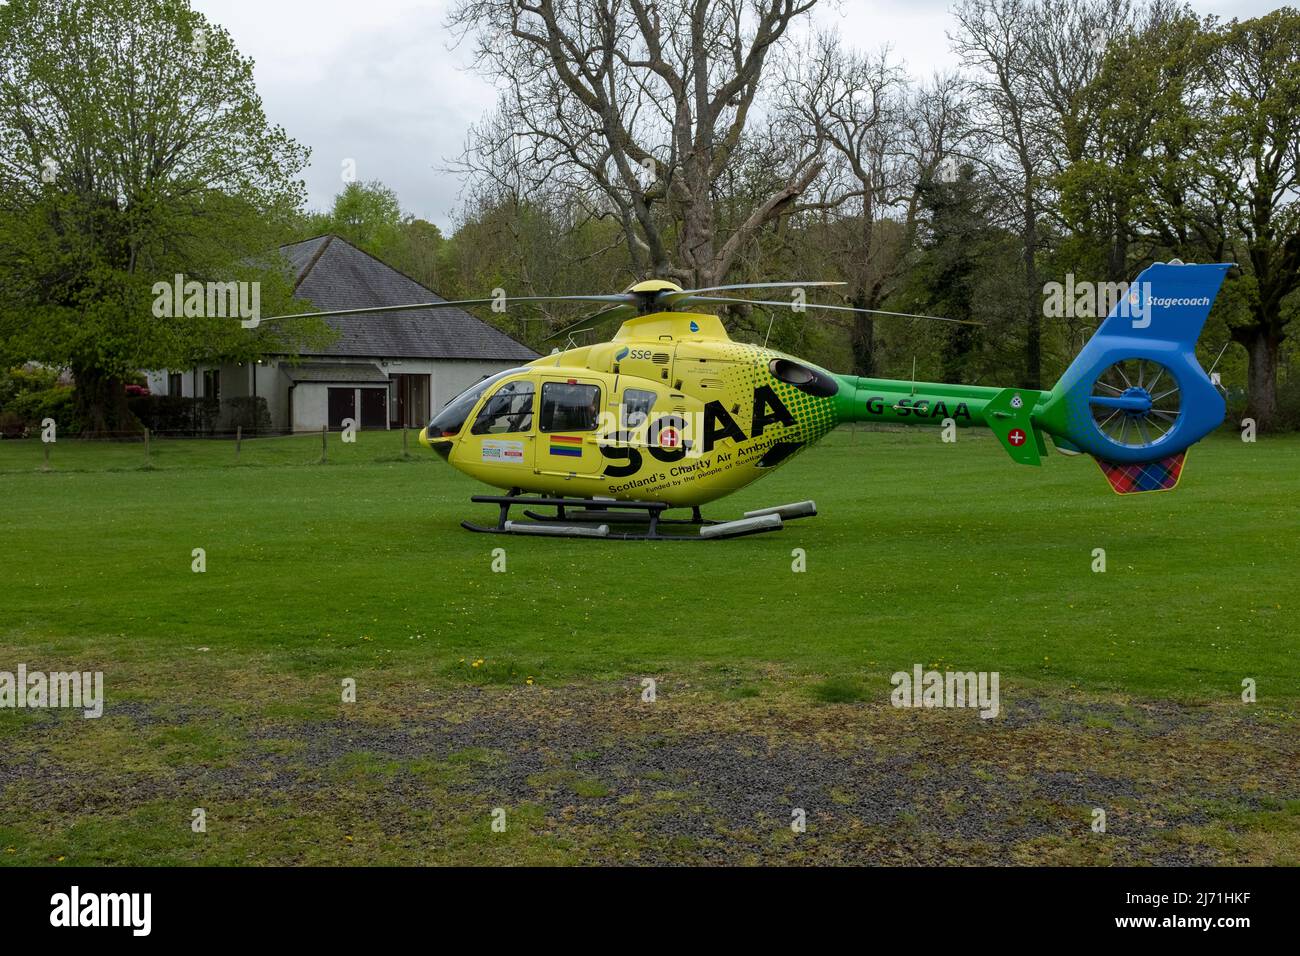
<box><xmin>320</xmin><ymin>424</ymin><xmax>327</xmax><ymax>464</ymax></box>
<box><xmin>402</xmin><ymin>425</ymin><xmax>409</xmax><ymax>459</ymax></box>
<box><xmin>143</xmin><ymin>427</ymin><xmax>150</xmax><ymax>463</ymax></box>
<box><xmin>236</xmin><ymin>425</ymin><xmax>242</xmax><ymax>461</ymax></box>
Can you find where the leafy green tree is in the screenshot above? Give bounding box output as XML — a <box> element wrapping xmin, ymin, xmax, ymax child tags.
<box><xmin>1056</xmin><ymin>6</ymin><xmax>1203</xmax><ymax>284</ymax></box>
<box><xmin>322</xmin><ymin>181</ymin><xmax>402</xmax><ymax>250</ymax></box>
<box><xmin>1198</xmin><ymin>10</ymin><xmax>1300</xmax><ymax>431</ymax></box>
<box><xmin>897</xmin><ymin>164</ymin><xmax>1028</xmax><ymax>384</ymax></box>
<box><xmin>307</xmin><ymin>181</ymin><xmax>452</xmax><ymax>291</ymax></box>
<box><xmin>0</xmin><ymin>0</ymin><xmax>315</xmax><ymax>434</ymax></box>
<box><xmin>912</xmin><ymin>167</ymin><xmax>990</xmax><ymax>382</ymax></box>
<box><xmin>1057</xmin><ymin>7</ymin><xmax>1300</xmax><ymax>430</ymax></box>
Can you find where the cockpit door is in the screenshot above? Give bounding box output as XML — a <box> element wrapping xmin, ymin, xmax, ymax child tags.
<box><xmin>459</xmin><ymin>375</ymin><xmax>537</xmax><ymax>480</ymax></box>
<box><xmin>534</xmin><ymin>377</ymin><xmax>604</xmax><ymax>478</ymax></box>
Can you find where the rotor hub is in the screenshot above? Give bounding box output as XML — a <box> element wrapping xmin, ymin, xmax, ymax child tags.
<box><xmin>1118</xmin><ymin>385</ymin><xmax>1153</xmax><ymax>417</ymax></box>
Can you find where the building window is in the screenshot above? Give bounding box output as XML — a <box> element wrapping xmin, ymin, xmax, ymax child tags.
<box><xmin>168</xmin><ymin>373</ymin><xmax>182</xmax><ymax>397</ymax></box>
<box><xmin>202</xmin><ymin>368</ymin><xmax>220</xmax><ymax>401</ymax></box>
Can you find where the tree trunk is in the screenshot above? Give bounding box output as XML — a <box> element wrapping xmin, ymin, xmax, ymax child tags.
<box><xmin>72</xmin><ymin>363</ymin><xmax>140</xmax><ymax>438</ymax></box>
<box><xmin>1242</xmin><ymin>325</ymin><xmax>1281</xmax><ymax>432</ymax></box>
<box><xmin>849</xmin><ymin>303</ymin><xmax>876</xmax><ymax>377</ymax></box>
<box><xmin>677</xmin><ymin>151</ymin><xmax>719</xmax><ymax>286</ymax></box>
<box><xmin>1022</xmin><ymin>195</ymin><xmax>1041</xmax><ymax>390</ymax></box>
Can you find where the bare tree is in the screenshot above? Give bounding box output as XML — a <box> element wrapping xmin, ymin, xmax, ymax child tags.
<box><xmin>448</xmin><ymin>0</ymin><xmax>827</xmax><ymax>287</ymax></box>
<box><xmin>952</xmin><ymin>0</ymin><xmax>1050</xmax><ymax>388</ymax></box>
<box><xmin>779</xmin><ymin>35</ymin><xmax>970</xmax><ymax>373</ymax></box>
<box><xmin>953</xmin><ymin>0</ymin><xmax>1168</xmax><ymax>385</ymax></box>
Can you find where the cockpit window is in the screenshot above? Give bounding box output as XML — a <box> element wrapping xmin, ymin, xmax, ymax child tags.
<box><xmin>540</xmin><ymin>382</ymin><xmax>601</xmax><ymax>432</ymax></box>
<box><xmin>471</xmin><ymin>380</ymin><xmax>535</xmax><ymax>435</ymax></box>
<box><xmin>769</xmin><ymin>358</ymin><xmax>838</xmax><ymax>397</ymax></box>
<box><xmin>621</xmin><ymin>388</ymin><xmax>657</xmax><ymax>428</ymax></box>
<box><xmin>427</xmin><ymin>368</ymin><xmax>526</xmax><ymax>437</ymax></box>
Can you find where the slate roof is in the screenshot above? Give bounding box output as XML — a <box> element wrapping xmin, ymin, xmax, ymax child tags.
<box><xmin>280</xmin><ymin>362</ymin><xmax>391</xmax><ymax>384</ymax></box>
<box><xmin>279</xmin><ymin>235</ymin><xmax>538</xmax><ymax>362</ymax></box>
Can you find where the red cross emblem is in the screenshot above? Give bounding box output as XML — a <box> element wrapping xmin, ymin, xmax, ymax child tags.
<box><xmin>659</xmin><ymin>427</ymin><xmax>681</xmax><ymax>449</ymax></box>
<box><xmin>1009</xmin><ymin>428</ymin><xmax>1027</xmax><ymax>447</ymax></box>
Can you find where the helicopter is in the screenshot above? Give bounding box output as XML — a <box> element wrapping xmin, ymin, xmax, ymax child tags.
<box><xmin>266</xmin><ymin>261</ymin><xmax>1231</xmax><ymax>540</ymax></box>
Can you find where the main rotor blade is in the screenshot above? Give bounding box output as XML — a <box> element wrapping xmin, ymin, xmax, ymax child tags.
<box><xmin>542</xmin><ymin>303</ymin><xmax>637</xmax><ymax>342</ymax></box>
<box><xmin>683</xmin><ymin>296</ymin><xmax>981</xmax><ymax>326</ymax></box>
<box><xmin>542</xmin><ymin>282</ymin><xmax>852</xmax><ymax>341</ymax></box>
<box><xmin>659</xmin><ymin>281</ymin><xmax>844</xmax><ymax>305</ymax></box>
<box><xmin>259</xmin><ymin>293</ymin><xmax>635</xmax><ymax>324</ymax></box>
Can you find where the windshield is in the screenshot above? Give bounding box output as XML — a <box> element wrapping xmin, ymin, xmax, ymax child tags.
<box><xmin>427</xmin><ymin>368</ymin><xmax>528</xmax><ymax>438</ymax></box>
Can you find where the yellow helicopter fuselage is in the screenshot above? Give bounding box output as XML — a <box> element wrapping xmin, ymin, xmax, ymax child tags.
<box><xmin>419</xmin><ymin>311</ymin><xmax>841</xmax><ymax>507</ymax></box>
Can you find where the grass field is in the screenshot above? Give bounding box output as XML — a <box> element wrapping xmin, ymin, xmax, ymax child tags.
<box><xmin>0</xmin><ymin>426</ymin><xmax>1296</xmax><ymax>865</ymax></box>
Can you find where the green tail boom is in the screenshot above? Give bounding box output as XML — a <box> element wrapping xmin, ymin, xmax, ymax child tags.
<box><xmin>832</xmin><ymin>375</ymin><xmax>1050</xmax><ymax>466</ymax></box>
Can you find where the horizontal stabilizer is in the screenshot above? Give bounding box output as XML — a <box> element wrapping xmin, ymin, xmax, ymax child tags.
<box><xmin>984</xmin><ymin>388</ymin><xmax>1041</xmax><ymax>466</ymax></box>
<box><xmin>1094</xmin><ymin>452</ymin><xmax>1186</xmax><ymax>494</ymax></box>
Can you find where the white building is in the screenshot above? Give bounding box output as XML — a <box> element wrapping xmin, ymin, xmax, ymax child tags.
<box><xmin>144</xmin><ymin>235</ymin><xmax>538</xmax><ymax>432</ymax></box>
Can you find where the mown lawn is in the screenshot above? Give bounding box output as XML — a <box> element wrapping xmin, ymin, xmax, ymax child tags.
<box><xmin>1</xmin><ymin>426</ymin><xmax>1295</xmax><ymax>698</ymax></box>
<box><xmin>0</xmin><ymin>426</ymin><xmax>1296</xmax><ymax>865</ymax></box>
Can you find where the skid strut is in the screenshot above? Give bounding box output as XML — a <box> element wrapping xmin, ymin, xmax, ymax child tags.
<box><xmin>460</xmin><ymin>493</ymin><xmax>816</xmax><ymax>541</ymax></box>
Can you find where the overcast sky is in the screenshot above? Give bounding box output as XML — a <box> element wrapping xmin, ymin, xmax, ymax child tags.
<box><xmin>192</xmin><ymin>0</ymin><xmax>1284</xmax><ymax>232</ymax></box>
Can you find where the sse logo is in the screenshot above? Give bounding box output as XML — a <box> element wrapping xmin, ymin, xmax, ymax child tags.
<box><xmin>614</xmin><ymin>347</ymin><xmax>654</xmax><ymax>362</ymax></box>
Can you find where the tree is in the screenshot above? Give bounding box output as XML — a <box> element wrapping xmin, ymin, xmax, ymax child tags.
<box><xmin>952</xmin><ymin>0</ymin><xmax>1142</xmax><ymax>386</ymax></box>
<box><xmin>1199</xmin><ymin>9</ymin><xmax>1300</xmax><ymax>431</ymax></box>
<box><xmin>307</xmin><ymin>180</ymin><xmax>449</xmax><ymax>290</ymax></box>
<box><xmin>0</xmin><ymin>0</ymin><xmax>313</xmax><ymax>435</ymax></box>
<box><xmin>905</xmin><ymin>164</ymin><xmax>1008</xmax><ymax>382</ymax></box>
<box><xmin>448</xmin><ymin>0</ymin><xmax>829</xmax><ymax>288</ymax></box>
<box><xmin>780</xmin><ymin>36</ymin><xmax>971</xmax><ymax>375</ymax></box>
<box><xmin>1085</xmin><ymin>8</ymin><xmax>1300</xmax><ymax>430</ymax></box>
<box><xmin>952</xmin><ymin>0</ymin><xmax>1049</xmax><ymax>388</ymax></box>
<box><xmin>324</xmin><ymin>181</ymin><xmax>403</xmax><ymax>250</ymax></box>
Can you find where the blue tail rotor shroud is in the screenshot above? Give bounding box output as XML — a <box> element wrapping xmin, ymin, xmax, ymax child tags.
<box><xmin>1034</xmin><ymin>261</ymin><xmax>1231</xmax><ymax>491</ymax></box>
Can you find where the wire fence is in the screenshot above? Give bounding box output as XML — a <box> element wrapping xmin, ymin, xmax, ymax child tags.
<box><xmin>0</xmin><ymin>423</ymin><xmax>427</xmax><ymax>473</ymax></box>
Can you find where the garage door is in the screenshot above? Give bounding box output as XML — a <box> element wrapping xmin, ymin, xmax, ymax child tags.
<box><xmin>328</xmin><ymin>387</ymin><xmax>387</xmax><ymax>430</ymax></box>
<box><xmin>327</xmin><ymin>388</ymin><xmax>355</xmax><ymax>429</ymax></box>
<box><xmin>359</xmin><ymin>388</ymin><xmax>387</xmax><ymax>428</ymax></box>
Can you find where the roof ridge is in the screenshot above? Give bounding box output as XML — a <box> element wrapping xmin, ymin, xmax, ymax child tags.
<box><xmin>321</xmin><ymin>234</ymin><xmax>450</xmax><ymax>302</ymax></box>
<box><xmin>281</xmin><ymin>234</ymin><xmax>538</xmax><ymax>362</ymax></box>
<box><xmin>291</xmin><ymin>234</ymin><xmax>335</xmax><ymax>293</ymax></box>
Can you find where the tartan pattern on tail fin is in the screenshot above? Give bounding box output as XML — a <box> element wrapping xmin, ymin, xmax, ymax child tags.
<box><xmin>1094</xmin><ymin>451</ymin><xmax>1186</xmax><ymax>494</ymax></box>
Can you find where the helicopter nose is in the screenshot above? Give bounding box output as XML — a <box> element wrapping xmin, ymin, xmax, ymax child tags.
<box><xmin>419</xmin><ymin>427</ymin><xmax>454</xmax><ymax>461</ymax></box>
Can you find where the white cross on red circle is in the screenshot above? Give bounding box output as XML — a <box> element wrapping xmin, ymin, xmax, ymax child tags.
<box><xmin>1009</xmin><ymin>428</ymin><xmax>1027</xmax><ymax>446</ymax></box>
<box><xmin>660</xmin><ymin>427</ymin><xmax>681</xmax><ymax>449</ymax></box>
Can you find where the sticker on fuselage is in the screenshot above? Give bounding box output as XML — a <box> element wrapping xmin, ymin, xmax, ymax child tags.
<box><xmin>481</xmin><ymin>439</ymin><xmax>525</xmax><ymax>463</ymax></box>
<box><xmin>549</xmin><ymin>435</ymin><xmax>584</xmax><ymax>457</ymax></box>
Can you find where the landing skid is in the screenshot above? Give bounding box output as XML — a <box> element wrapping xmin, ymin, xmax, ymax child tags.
<box><xmin>460</xmin><ymin>492</ymin><xmax>816</xmax><ymax>541</ymax></box>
